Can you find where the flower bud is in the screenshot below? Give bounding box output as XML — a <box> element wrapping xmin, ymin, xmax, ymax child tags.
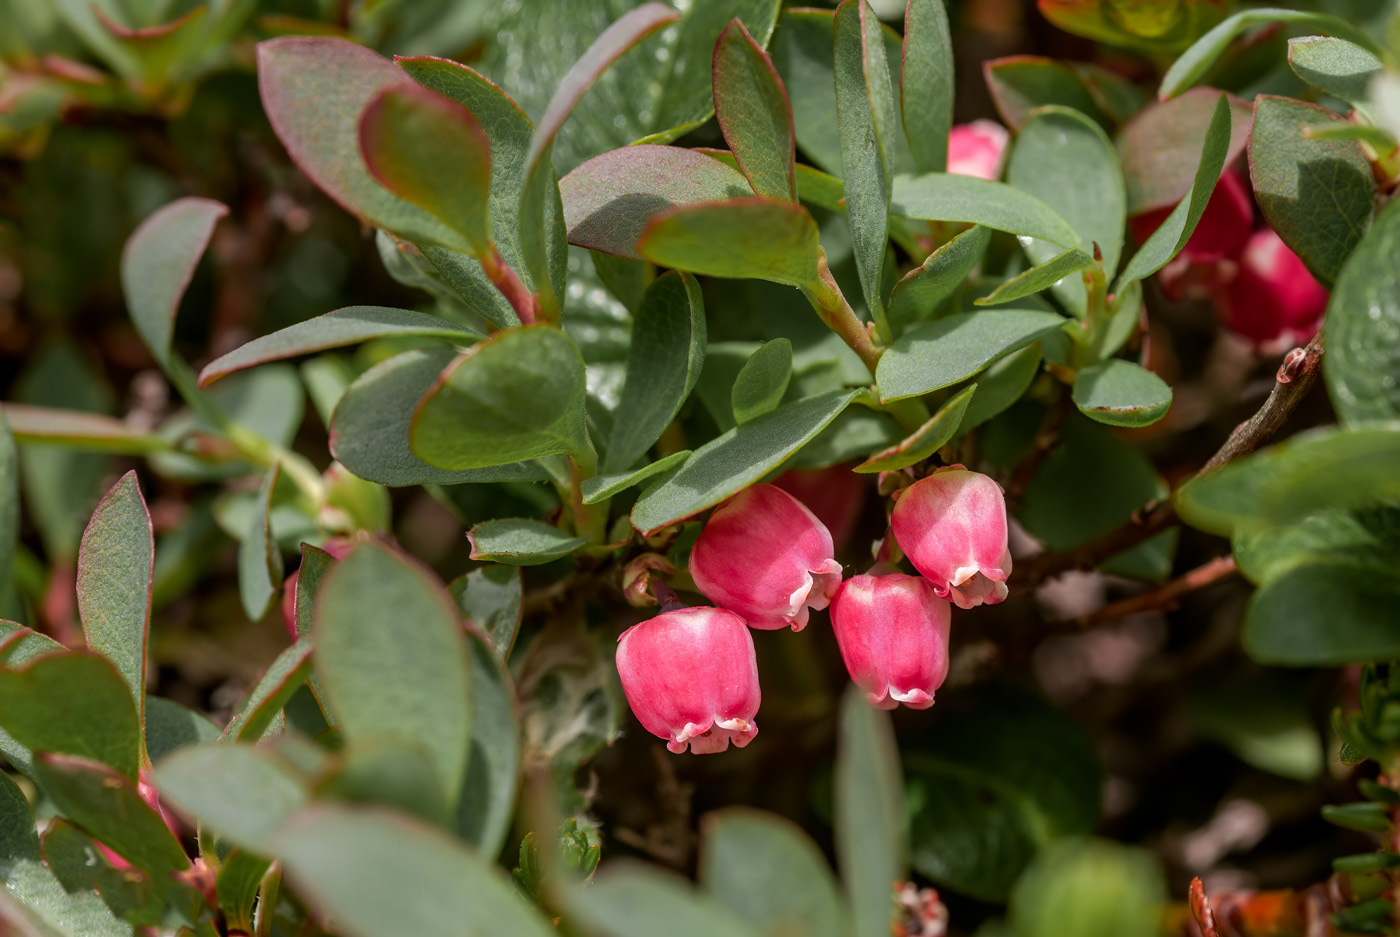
<box><xmin>1215</xmin><ymin>227</ymin><xmax>1328</xmax><ymax>350</ymax></box>
<box><xmin>615</xmin><ymin>607</ymin><xmax>760</xmax><ymax>754</ymax></box>
<box><xmin>689</xmin><ymin>483</ymin><xmax>843</xmax><ymax>631</ymax></box>
<box><xmin>831</xmin><ymin>572</ymin><xmax>951</xmax><ymax>710</ymax></box>
<box><xmin>947</xmin><ymin>120</ymin><xmax>1009</xmax><ymax>181</ymax></box>
<box><xmin>890</xmin><ymin>467</ymin><xmax>1011</xmax><ymax>610</ymax></box>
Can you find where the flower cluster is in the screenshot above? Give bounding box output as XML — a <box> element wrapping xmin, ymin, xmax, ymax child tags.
<box><xmin>616</xmin><ymin>467</ymin><xmax>1011</xmax><ymax>753</ymax></box>
<box><xmin>1130</xmin><ymin>166</ymin><xmax>1328</xmax><ymax>351</ymax></box>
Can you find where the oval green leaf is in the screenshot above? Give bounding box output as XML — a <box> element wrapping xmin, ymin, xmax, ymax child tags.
<box><xmin>1072</xmin><ymin>359</ymin><xmax>1173</xmax><ymax>428</ymax></box>
<box><xmin>890</xmin><ymin>173</ymin><xmax>1080</xmax><ymax>249</ymax></box>
<box><xmin>857</xmin><ymin>383</ymin><xmax>976</xmax><ymax>473</ymax></box>
<box><xmin>713</xmin><ymin>18</ymin><xmax>796</xmax><ymax>201</ymax></box>
<box><xmin>1325</xmin><ymin>199</ymin><xmax>1400</xmax><ymax>424</ymax></box>
<box><xmin>637</xmin><ymin>197</ymin><xmax>820</xmax><ymax>287</ymax></box>
<box><xmin>732</xmin><ymin>339</ymin><xmax>793</xmax><ymax>425</ymax></box>
<box><xmin>877</xmin><ymin>309</ymin><xmax>1066</xmax><ymax>402</ymax></box>
<box><xmin>467</xmin><ymin>519</ymin><xmax>590</xmax><ymax>566</ymax></box>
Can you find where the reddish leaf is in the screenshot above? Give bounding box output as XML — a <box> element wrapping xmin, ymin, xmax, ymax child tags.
<box><xmin>713</xmin><ymin>18</ymin><xmax>796</xmax><ymax>201</ymax></box>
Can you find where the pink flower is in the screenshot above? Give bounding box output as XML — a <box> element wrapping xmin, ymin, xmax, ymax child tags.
<box><xmin>689</xmin><ymin>483</ymin><xmax>843</xmax><ymax>631</ymax></box>
<box><xmin>947</xmin><ymin>120</ymin><xmax>1009</xmax><ymax>181</ymax></box>
<box><xmin>831</xmin><ymin>571</ymin><xmax>951</xmax><ymax>710</ymax></box>
<box><xmin>1215</xmin><ymin>228</ymin><xmax>1328</xmax><ymax>351</ymax></box>
<box><xmin>889</xmin><ymin>466</ymin><xmax>1011</xmax><ymax>610</ymax></box>
<box><xmin>615</xmin><ymin>607</ymin><xmax>760</xmax><ymax>754</ymax></box>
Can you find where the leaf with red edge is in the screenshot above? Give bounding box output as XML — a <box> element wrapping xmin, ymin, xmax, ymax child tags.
<box><xmin>637</xmin><ymin>198</ymin><xmax>821</xmax><ymax>287</ymax></box>
<box><xmin>77</xmin><ymin>471</ymin><xmax>153</xmax><ymax>735</ymax></box>
<box><xmin>359</xmin><ymin>83</ymin><xmax>494</xmax><ymax>259</ymax></box>
<box><xmin>713</xmin><ymin>18</ymin><xmax>795</xmax><ymax>201</ymax></box>
<box><xmin>1117</xmin><ymin>87</ymin><xmax>1253</xmax><ymax>215</ymax></box>
<box><xmin>120</xmin><ymin>197</ymin><xmax>227</xmax><ymax>376</ymax></box>
<box><xmin>561</xmin><ymin>145</ymin><xmax>753</xmax><ymax>260</ymax></box>
<box><xmin>984</xmin><ymin>56</ymin><xmax>1111</xmax><ymax>132</ymax></box>
<box><xmin>1037</xmin><ymin>0</ymin><xmax>1225</xmax><ymax>54</ymax></box>
<box><xmin>257</xmin><ymin>37</ymin><xmax>464</xmax><ymax>250</ymax></box>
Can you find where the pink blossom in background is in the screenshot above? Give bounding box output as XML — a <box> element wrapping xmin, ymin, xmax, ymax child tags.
<box><xmin>689</xmin><ymin>483</ymin><xmax>843</xmax><ymax>631</ymax></box>
<box><xmin>1131</xmin><ymin>167</ymin><xmax>1254</xmax><ymax>276</ymax></box>
<box><xmin>771</xmin><ymin>464</ymin><xmax>866</xmax><ymax>550</ymax></box>
<box><xmin>615</xmin><ymin>606</ymin><xmax>760</xmax><ymax>754</ymax></box>
<box><xmin>890</xmin><ymin>467</ymin><xmax>1011</xmax><ymax>610</ymax></box>
<box><xmin>830</xmin><ymin>571</ymin><xmax>952</xmax><ymax>710</ymax></box>
<box><xmin>1216</xmin><ymin>228</ymin><xmax>1328</xmax><ymax>350</ymax></box>
<box><xmin>946</xmin><ymin>120</ymin><xmax>1009</xmax><ymax>180</ymax></box>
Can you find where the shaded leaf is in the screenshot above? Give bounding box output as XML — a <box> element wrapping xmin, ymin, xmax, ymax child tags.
<box><xmin>452</xmin><ymin>566</ymin><xmax>523</xmax><ymax>661</ymax></box>
<box><xmin>836</xmin><ymin>687</ymin><xmax>904</xmax><ymax>937</ymax></box>
<box><xmin>1325</xmin><ymin>199</ymin><xmax>1400</xmax><ymax>424</ymax></box>
<box><xmin>985</xmin><ymin>56</ymin><xmax>1109</xmax><ymax>132</ymax></box>
<box><xmin>221</xmin><ymin>638</ymin><xmax>313</xmax><ymax>742</ymax></box>
<box><xmin>957</xmin><ymin>343</ymin><xmax>1042</xmax><ymax>433</ymax></box>
<box><xmin>1288</xmin><ymin>37</ymin><xmax>1383</xmax><ymax>116</ymax></box>
<box><xmin>631</xmin><ymin>390</ymin><xmax>854</xmax><ymax>533</ymax></box>
<box><xmin>456</xmin><ymin>631</ymin><xmax>521</xmax><ymax>857</ymax></box>
<box><xmin>1248</xmin><ymin>95</ymin><xmax>1374</xmax><ymax>286</ymax></box>
<box><xmin>975</xmin><ymin>249</ymin><xmax>1094</xmax><ymax>307</ymax></box>
<box><xmin>638</xmin><ymin>197</ymin><xmax>820</xmax><ymax>287</ymax></box>
<box><xmin>582</xmin><ymin>450</ymin><xmax>692</xmax><ymax>505</ymax></box>
<box><xmin>237</xmin><ymin>465</ymin><xmax>282</xmax><ymax>622</ymax></box>
<box><xmin>888</xmin><ymin>226</ymin><xmax>992</xmax><ymax>335</ymax></box>
<box><xmin>1008</xmin><ymin>838</ymin><xmax>1163</xmax><ymax>937</ymax></box>
<box><xmin>1243</xmin><ymin>561</ymin><xmax>1400</xmax><ymax>666</ymax></box>
<box><xmin>468</xmin><ymin>519</ymin><xmax>590</xmax><ymax>566</ymax></box>
<box><xmin>154</xmin><ymin>743</ymin><xmax>309</xmax><ymax>854</ymax></box>
<box><xmin>732</xmin><ymin>339</ymin><xmax>793</xmax><ymax>425</ymax></box>
<box><xmin>1037</xmin><ymin>0</ymin><xmax>1224</xmax><ymax>53</ymax></box>
<box><xmin>569</xmin><ymin>863</ymin><xmax>764</xmax><ymax>937</ymax></box>
<box><xmin>901</xmin><ymin>0</ymin><xmax>954</xmax><ymax>173</ymax></box>
<box><xmin>1117</xmin><ymin>87</ymin><xmax>1252</xmax><ymax>215</ymax></box>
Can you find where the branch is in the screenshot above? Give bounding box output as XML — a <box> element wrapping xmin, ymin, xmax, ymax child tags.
<box><xmin>1067</xmin><ymin>556</ymin><xmax>1238</xmax><ymax>629</ymax></box>
<box><xmin>1014</xmin><ymin>334</ymin><xmax>1324</xmax><ymax>588</ymax></box>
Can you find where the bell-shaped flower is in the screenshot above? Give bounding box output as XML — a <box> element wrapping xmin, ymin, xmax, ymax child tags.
<box><xmin>615</xmin><ymin>606</ymin><xmax>760</xmax><ymax>754</ymax></box>
<box><xmin>689</xmin><ymin>483</ymin><xmax>843</xmax><ymax>631</ymax></box>
<box><xmin>831</xmin><ymin>570</ymin><xmax>952</xmax><ymax>710</ymax></box>
<box><xmin>890</xmin><ymin>467</ymin><xmax>1011</xmax><ymax>610</ymax></box>
<box><xmin>1216</xmin><ymin>227</ymin><xmax>1328</xmax><ymax>351</ymax></box>
<box><xmin>947</xmin><ymin>120</ymin><xmax>1009</xmax><ymax>180</ymax></box>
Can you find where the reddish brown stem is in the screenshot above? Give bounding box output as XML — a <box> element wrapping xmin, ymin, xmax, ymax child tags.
<box><xmin>1070</xmin><ymin>555</ymin><xmax>1238</xmax><ymax>629</ymax></box>
<box><xmin>804</xmin><ymin>248</ymin><xmax>882</xmax><ymax>377</ymax></box>
<box><xmin>484</xmin><ymin>247</ymin><xmax>539</xmax><ymax>325</ymax></box>
<box><xmin>1189</xmin><ymin>878</ymin><xmax>1222</xmax><ymax>937</ymax></box>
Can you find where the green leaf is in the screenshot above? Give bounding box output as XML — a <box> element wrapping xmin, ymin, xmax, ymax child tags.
<box><xmin>1037</xmin><ymin>0</ymin><xmax>1224</xmax><ymax>53</ymax></box>
<box><xmin>1072</xmin><ymin>360</ymin><xmax>1172</xmax><ymax>428</ymax></box>
<box><xmin>876</xmin><ymin>310</ymin><xmax>1066</xmax><ymax>402</ymax></box>
<box><xmin>975</xmin><ymin>249</ymin><xmax>1094</xmax><ymax>307</ymax></box>
<box><xmin>957</xmin><ymin>343</ymin><xmax>1042</xmax><ymax>433</ymax></box>
<box><xmin>315</xmin><ymin>542</ymin><xmax>472</xmax><ymax>808</ymax></box>
<box><xmin>1243</xmin><ymin>561</ymin><xmax>1400</xmax><ymax>666</ymax></box>
<box><xmin>1116</xmin><ymin>93</ymin><xmax>1232</xmax><ymax>290</ymax></box>
<box><xmin>700</xmin><ymin>809</ymin><xmax>849</xmax><ymax>937</ymax></box>
<box><xmin>1175</xmin><ymin>424</ymin><xmax>1400</xmax><ymax>537</ymax></box>
<box><xmin>143</xmin><ymin>696</ymin><xmax>220</xmax><ymax>764</ymax></box>
<box><xmin>221</xmin><ymin>638</ymin><xmax>313</xmax><ymax>742</ymax></box>
<box><xmin>1186</xmin><ymin>672</ymin><xmax>1325</xmax><ymax>781</ymax></box>
<box><xmin>520</xmin><ymin>3</ymin><xmax>681</xmax><ymax>319</ymax></box>
<box><xmin>1117</xmin><ymin>88</ymin><xmax>1253</xmax><ymax>215</ymax></box>
<box><xmin>0</xmin><ymin>412</ymin><xmax>15</xmax><ymax>616</ymax></box>
<box><xmin>410</xmin><ymin>325</ymin><xmax>593</xmax><ymax>473</ymax></box>
<box><xmin>1160</xmin><ymin>8</ymin><xmax>1386</xmax><ymax>100</ymax></box>
<box><xmin>836</xmin><ymin>687</ymin><xmax>905</xmax><ymax>937</ymax></box>
<box><xmin>199</xmin><ymin>307</ymin><xmax>480</xmax><ymax>388</ymax></box>
<box><xmin>1249</xmin><ymin>95</ymin><xmax>1375</xmax><ymax>286</ymax></box>
<box><xmin>605</xmin><ymin>271</ymin><xmax>706</xmax><ymax>473</ymax></box>
<box><xmin>42</xmin><ymin>819</ymin><xmax>163</xmax><ymax>927</ymax></box>
<box><xmin>1</xmin><ymin>405</ymin><xmax>169</xmax><ymax>456</ymax></box>
<box><xmin>908</xmin><ymin>686</ymin><xmax>1102</xmax><ymax>901</ymax></box>
<box><xmin>154</xmin><ymin>742</ymin><xmax>310</xmax><ymax>854</ymax></box>
<box><xmin>582</xmin><ymin>450</ymin><xmax>692</xmax><ymax>505</ymax></box>
<box><xmin>331</xmin><ymin>348</ymin><xmax>547</xmax><ymax>487</ymax></box>
<box><xmin>1325</xmin><ymin>199</ymin><xmax>1400</xmax><ymax>424</ymax></box>
<box><xmin>901</xmin><ymin>0</ymin><xmax>954</xmax><ymax>173</ymax></box>
<box><xmin>475</xmin><ymin>0</ymin><xmax>781</xmax><ymax>174</ymax></box>
<box><xmin>857</xmin><ymin>384</ymin><xmax>976</xmax><ymax>473</ymax></box>
<box><xmin>834</xmin><ymin>0</ymin><xmax>898</xmax><ymax>338</ymax></box>
<box><xmin>215</xmin><ymin>851</ymin><xmax>270</xmax><ymax>934</ymax></box>
<box><xmin>1005</xmin><ymin>106</ymin><xmax>1123</xmax><ymax>313</ymax></box>
<box><xmin>637</xmin><ymin>197</ymin><xmax>820</xmax><ymax>287</ymax></box>
<box><xmin>1234</xmin><ymin>506</ymin><xmax>1400</xmax><ymax>586</ymax></box>
<box><xmin>561</xmin><ymin>145</ymin><xmax>754</xmax><ymax>261</ymax></box>
<box><xmin>76</xmin><ymin>471</ymin><xmax>152</xmax><ymax>730</ymax></box>
<box><xmin>468</xmin><ymin>519</ymin><xmax>590</xmax><ymax>566</ymax></box>
<box><xmin>0</xmin><ymin>770</ymin><xmax>132</xmax><ymax>937</ymax></box>
<box><xmin>359</xmin><ymin>83</ymin><xmax>493</xmax><ymax>256</ymax></box>
<box><xmin>291</xmin><ymin>543</ymin><xmax>336</xmax><ymax>641</ymax></box>
<box><xmin>456</xmin><ymin>630</ymin><xmax>520</xmax><ymax>857</ymax></box>
<box><xmin>0</xmin><ymin>652</ymin><xmax>141</xmax><ymax>781</ymax></box>
<box><xmin>237</xmin><ymin>466</ymin><xmax>282</xmax><ymax>623</ymax></box>
<box><xmin>1302</xmin><ymin>120</ymin><xmax>1397</xmax><ymax>149</ymax></box>
<box><xmin>1019</xmin><ymin>414</ymin><xmax>1167</xmax><ymax>551</ymax></box>
<box><xmin>888</xmin><ymin>226</ymin><xmax>992</xmax><ymax>335</ymax></box>
<box><xmin>270</xmin><ymin>805</ymin><xmax>554</xmax><ymax>937</ymax></box>
<box><xmin>891</xmin><ymin>173</ymin><xmax>1080</xmax><ymax>248</ymax></box>
<box><xmin>453</xmin><ymin>566</ymin><xmax>523</xmax><ymax>660</ymax></box>
<box><xmin>257</xmin><ymin>38</ymin><xmax>465</xmax><ymax>248</ymax></box>
<box><xmin>630</xmin><ymin>390</ymin><xmax>854</xmax><ymax>533</ymax></box>
<box><xmin>1288</xmin><ymin>37</ymin><xmax>1383</xmax><ymax>117</ymax></box>
<box><xmin>31</xmin><ymin>753</ymin><xmax>187</xmax><ymax>874</ymax></box>
<box><xmin>984</xmin><ymin>56</ymin><xmax>1110</xmax><ymax>133</ymax></box>
<box><xmin>568</xmin><ymin>863</ymin><xmax>764</xmax><ymax>937</ymax></box>
<box><xmin>713</xmin><ymin>18</ymin><xmax>795</xmax><ymax>201</ymax></box>
<box><xmin>732</xmin><ymin>339</ymin><xmax>793</xmax><ymax>425</ymax></box>
<box><xmin>1008</xmin><ymin>838</ymin><xmax>1164</xmax><ymax>937</ymax></box>
<box><xmin>120</xmin><ymin>197</ymin><xmax>227</xmax><ymax>375</ymax></box>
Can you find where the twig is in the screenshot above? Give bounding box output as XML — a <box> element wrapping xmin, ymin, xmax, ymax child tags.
<box><xmin>1069</xmin><ymin>556</ymin><xmax>1238</xmax><ymax>629</ymax></box>
<box><xmin>1014</xmin><ymin>335</ymin><xmax>1324</xmax><ymax>588</ymax></box>
<box><xmin>1189</xmin><ymin>878</ymin><xmax>1221</xmax><ymax>937</ymax></box>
